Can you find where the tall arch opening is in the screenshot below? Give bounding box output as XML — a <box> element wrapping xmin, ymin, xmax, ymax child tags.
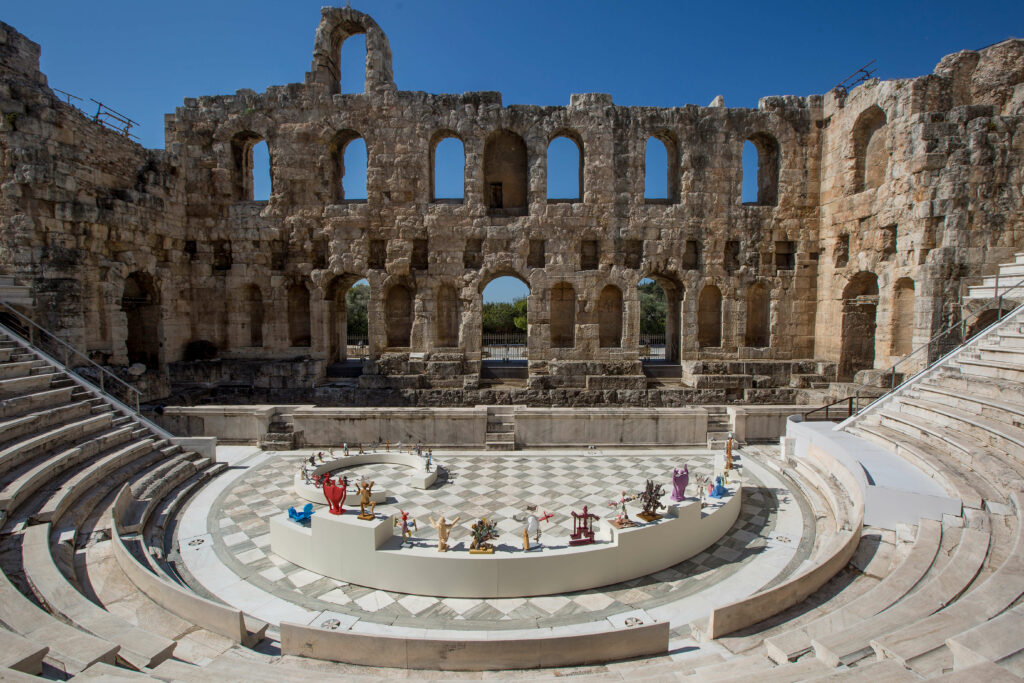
<box><xmin>598</xmin><ymin>285</ymin><xmax>623</xmax><ymax>348</ymax></box>
<box><xmin>339</xmin><ymin>32</ymin><xmax>367</xmax><ymax>94</ymax></box>
<box><xmin>547</xmin><ymin>134</ymin><xmax>583</xmax><ymax>201</ymax></box>
<box><xmin>644</xmin><ymin>133</ymin><xmax>679</xmax><ymax>203</ymax></box>
<box><xmin>853</xmin><ymin>106</ymin><xmax>887</xmax><ymax>193</ymax></box>
<box><xmin>698</xmin><ymin>284</ymin><xmax>723</xmax><ymax>348</ymax></box>
<box><xmin>484</xmin><ymin>130</ymin><xmax>528</xmax><ymax>215</ymax></box>
<box><xmin>243</xmin><ymin>284</ymin><xmax>263</xmax><ymax>348</ymax></box>
<box><xmin>121</xmin><ymin>272</ymin><xmax>159</xmax><ymax>368</ymax></box>
<box><xmin>431</xmin><ymin>134</ymin><xmax>465</xmax><ymax>202</ymax></box>
<box><xmin>330</xmin><ymin>130</ymin><xmax>367</xmax><ymax>202</ymax></box>
<box><xmin>436</xmin><ymin>284</ymin><xmax>460</xmax><ymax>348</ymax></box>
<box><xmin>839</xmin><ymin>272</ymin><xmax>879</xmax><ymax>381</ymax></box>
<box><xmin>745</xmin><ymin>281</ymin><xmax>770</xmax><ymax>347</ymax></box>
<box><xmin>325</xmin><ymin>275</ymin><xmax>368</xmax><ymax>363</ymax></box>
<box><xmin>288</xmin><ymin>281</ymin><xmax>312</xmax><ymax>348</ymax></box>
<box><xmin>385</xmin><ymin>283</ymin><xmax>413</xmax><ymax>347</ymax></box>
<box><xmin>231</xmin><ymin>131</ymin><xmax>269</xmax><ymax>201</ymax></box>
<box><xmin>481</xmin><ymin>275</ymin><xmax>529</xmax><ymax>373</ymax></box>
<box><xmin>550</xmin><ymin>282</ymin><xmax>576</xmax><ymax>349</ymax></box>
<box><xmin>741</xmin><ymin>133</ymin><xmax>780</xmax><ymax>206</ymax></box>
<box><xmin>639</xmin><ymin>275</ymin><xmax>682</xmax><ymax>364</ymax></box>
<box><xmin>890</xmin><ymin>278</ymin><xmax>915</xmax><ymax>356</ymax></box>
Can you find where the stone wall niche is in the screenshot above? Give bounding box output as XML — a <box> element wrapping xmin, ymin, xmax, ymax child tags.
<box><xmin>598</xmin><ymin>285</ymin><xmax>623</xmax><ymax>348</ymax></box>
<box><xmin>386</xmin><ymin>284</ymin><xmax>413</xmax><ymax>348</ymax></box>
<box><xmin>288</xmin><ymin>282</ymin><xmax>312</xmax><ymax>348</ymax></box>
<box><xmin>121</xmin><ymin>272</ymin><xmax>160</xmax><ymax>368</ymax></box>
<box><xmin>839</xmin><ymin>272</ymin><xmax>879</xmax><ymax>381</ymax></box>
<box><xmin>484</xmin><ymin>130</ymin><xmax>528</xmax><ymax>215</ymax></box>
<box><xmin>698</xmin><ymin>285</ymin><xmax>723</xmax><ymax>348</ymax></box>
<box><xmin>550</xmin><ymin>283</ymin><xmax>576</xmax><ymax>349</ymax></box>
<box><xmin>852</xmin><ymin>106</ymin><xmax>887</xmax><ymax>193</ymax></box>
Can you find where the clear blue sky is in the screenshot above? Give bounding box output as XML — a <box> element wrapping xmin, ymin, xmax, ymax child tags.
<box><xmin>5</xmin><ymin>1</ymin><xmax>1019</xmax><ymax>302</ymax></box>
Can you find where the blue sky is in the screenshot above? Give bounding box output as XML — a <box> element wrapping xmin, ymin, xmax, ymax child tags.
<box><xmin>6</xmin><ymin>0</ymin><xmax>1019</xmax><ymax>302</ymax></box>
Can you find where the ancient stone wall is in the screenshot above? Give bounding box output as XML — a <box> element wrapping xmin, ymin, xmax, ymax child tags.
<box><xmin>1</xmin><ymin>9</ymin><xmax>1022</xmax><ymax>405</ymax></box>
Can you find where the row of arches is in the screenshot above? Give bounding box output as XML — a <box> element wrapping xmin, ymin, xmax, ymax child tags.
<box><xmin>230</xmin><ymin>128</ymin><xmax>783</xmax><ymax>207</ymax></box>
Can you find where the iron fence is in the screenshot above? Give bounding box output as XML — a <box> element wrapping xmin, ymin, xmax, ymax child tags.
<box><xmin>482</xmin><ymin>333</ymin><xmax>527</xmax><ymax>360</ymax></box>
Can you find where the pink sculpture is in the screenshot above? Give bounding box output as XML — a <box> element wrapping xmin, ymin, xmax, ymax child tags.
<box><xmin>570</xmin><ymin>506</ymin><xmax>599</xmax><ymax>546</ymax></box>
<box><xmin>322</xmin><ymin>475</ymin><xmax>348</xmax><ymax>515</ymax></box>
<box><xmin>671</xmin><ymin>464</ymin><xmax>689</xmax><ymax>501</ymax></box>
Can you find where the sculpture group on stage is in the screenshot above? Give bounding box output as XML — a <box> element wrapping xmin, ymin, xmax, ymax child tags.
<box><xmin>286</xmin><ymin>439</ymin><xmax>737</xmax><ymax>554</ymax></box>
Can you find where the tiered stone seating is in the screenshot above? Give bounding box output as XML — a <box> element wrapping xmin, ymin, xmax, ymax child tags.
<box><xmin>0</xmin><ymin>330</ymin><xmax>226</xmax><ymax>674</ymax></box>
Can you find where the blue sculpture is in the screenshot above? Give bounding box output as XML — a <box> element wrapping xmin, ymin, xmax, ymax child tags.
<box><xmin>288</xmin><ymin>502</ymin><xmax>315</xmax><ymax>523</ymax></box>
<box><xmin>709</xmin><ymin>475</ymin><xmax>728</xmax><ymax>499</ymax></box>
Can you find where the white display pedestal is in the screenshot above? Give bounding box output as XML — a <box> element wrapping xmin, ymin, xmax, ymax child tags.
<box><xmin>271</xmin><ymin>480</ymin><xmax>742</xmax><ymax>598</ymax></box>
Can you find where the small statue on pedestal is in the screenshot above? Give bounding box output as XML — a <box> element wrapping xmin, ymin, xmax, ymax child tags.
<box><xmin>709</xmin><ymin>475</ymin><xmax>728</xmax><ymax>499</ymax></box>
<box><xmin>671</xmin><ymin>464</ymin><xmax>689</xmax><ymax>502</ymax></box>
<box><xmin>322</xmin><ymin>475</ymin><xmax>348</xmax><ymax>515</ymax></box>
<box><xmin>288</xmin><ymin>502</ymin><xmax>314</xmax><ymax>524</ymax></box>
<box><xmin>394</xmin><ymin>509</ymin><xmax>417</xmax><ymax>546</ymax></box>
<box><xmin>300</xmin><ymin>466</ymin><xmax>312</xmax><ymax>485</ymax></box>
<box><xmin>429</xmin><ymin>515</ymin><xmax>460</xmax><ymax>552</ymax></box>
<box><xmin>355</xmin><ymin>480</ymin><xmax>376</xmax><ymax>520</ymax></box>
<box><xmin>608</xmin><ymin>491</ymin><xmax>637</xmax><ymax>528</ymax></box>
<box><xmin>517</xmin><ymin>505</ymin><xmax>553</xmax><ymax>550</ymax></box>
<box><xmin>638</xmin><ymin>479</ymin><xmax>666</xmax><ymax>522</ymax></box>
<box><xmin>343</xmin><ymin>443</ymin><xmax>350</xmax><ymax>457</ymax></box>
<box><xmin>424</xmin><ymin>449</ymin><xmax>433</xmax><ymax>472</ymax></box>
<box><xmin>312</xmin><ymin>473</ymin><xmax>325</xmax><ymax>488</ymax></box>
<box><xmin>307</xmin><ymin>454</ymin><xmax>316</xmax><ymax>468</ymax></box>
<box><xmin>469</xmin><ymin>518</ymin><xmax>499</xmax><ymax>554</ymax></box>
<box><xmin>384</xmin><ymin>439</ymin><xmax>390</xmax><ymax>453</ymax></box>
<box><xmin>726</xmin><ymin>436</ymin><xmax>734</xmax><ymax>471</ymax></box>
<box><xmin>570</xmin><ymin>506</ymin><xmax>599</xmax><ymax>546</ymax></box>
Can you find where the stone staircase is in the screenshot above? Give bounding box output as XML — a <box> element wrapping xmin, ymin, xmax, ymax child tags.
<box><xmin>966</xmin><ymin>251</ymin><xmax>1024</xmax><ymax>299</ymax></box>
<box><xmin>706</xmin><ymin>406</ymin><xmax>732</xmax><ymax>448</ymax></box>
<box><xmin>485</xmin><ymin>405</ymin><xmax>515</xmax><ymax>450</ymax></box>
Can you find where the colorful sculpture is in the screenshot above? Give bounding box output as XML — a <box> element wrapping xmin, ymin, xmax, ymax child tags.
<box><xmin>709</xmin><ymin>475</ymin><xmax>728</xmax><ymax>498</ymax></box>
<box><xmin>671</xmin><ymin>464</ymin><xmax>689</xmax><ymax>502</ymax></box>
<box><xmin>394</xmin><ymin>509</ymin><xmax>418</xmax><ymax>546</ymax></box>
<box><xmin>519</xmin><ymin>505</ymin><xmax>553</xmax><ymax>550</ymax></box>
<box><xmin>355</xmin><ymin>479</ymin><xmax>376</xmax><ymax>520</ymax></box>
<box><xmin>288</xmin><ymin>502</ymin><xmax>314</xmax><ymax>524</ymax></box>
<box><xmin>322</xmin><ymin>475</ymin><xmax>348</xmax><ymax>515</ymax></box>
<box><xmin>608</xmin><ymin>491</ymin><xmax>637</xmax><ymax>528</ymax></box>
<box><xmin>429</xmin><ymin>515</ymin><xmax>460</xmax><ymax>552</ymax></box>
<box><xmin>638</xmin><ymin>479</ymin><xmax>666</xmax><ymax>522</ymax></box>
<box><xmin>726</xmin><ymin>436</ymin><xmax>734</xmax><ymax>471</ymax></box>
<box><xmin>468</xmin><ymin>518</ymin><xmax>499</xmax><ymax>554</ymax></box>
<box><xmin>570</xmin><ymin>506</ymin><xmax>599</xmax><ymax>546</ymax></box>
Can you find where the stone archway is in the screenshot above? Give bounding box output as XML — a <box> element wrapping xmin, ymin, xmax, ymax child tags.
<box><xmin>839</xmin><ymin>272</ymin><xmax>879</xmax><ymax>381</ymax></box>
<box><xmin>121</xmin><ymin>272</ymin><xmax>159</xmax><ymax>369</ymax></box>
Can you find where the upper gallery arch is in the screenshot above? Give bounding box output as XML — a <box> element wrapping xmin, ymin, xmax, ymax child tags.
<box><xmin>307</xmin><ymin>7</ymin><xmax>395</xmax><ymax>96</ymax></box>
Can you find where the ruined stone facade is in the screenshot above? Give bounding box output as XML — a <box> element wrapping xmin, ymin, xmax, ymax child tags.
<box><xmin>1</xmin><ymin>10</ymin><xmax>1022</xmax><ymax>406</ymax></box>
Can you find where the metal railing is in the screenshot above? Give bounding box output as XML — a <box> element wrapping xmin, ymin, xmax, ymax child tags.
<box><xmin>639</xmin><ymin>333</ymin><xmax>666</xmax><ymax>360</ymax></box>
<box><xmin>804</xmin><ymin>275</ymin><xmax>1024</xmax><ymax>421</ymax></box>
<box><xmin>0</xmin><ymin>302</ymin><xmax>142</xmax><ymax>414</ymax></box>
<box><xmin>482</xmin><ymin>332</ymin><xmax>527</xmax><ymax>361</ymax></box>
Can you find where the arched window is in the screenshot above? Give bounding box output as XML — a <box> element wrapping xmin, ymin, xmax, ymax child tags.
<box><xmin>244</xmin><ymin>284</ymin><xmax>263</xmax><ymax>348</ymax></box>
<box><xmin>288</xmin><ymin>282</ymin><xmax>311</xmax><ymax>347</ymax></box>
<box><xmin>436</xmin><ymin>284</ymin><xmax>459</xmax><ymax>347</ymax></box>
<box><xmin>431</xmin><ymin>135</ymin><xmax>465</xmax><ymax>202</ymax></box>
<box><xmin>484</xmin><ymin>130</ymin><xmax>528</xmax><ymax>214</ymax></box>
<box><xmin>853</xmin><ymin>106</ymin><xmax>887</xmax><ymax>193</ymax></box>
<box><xmin>328</xmin><ymin>130</ymin><xmax>367</xmax><ymax>203</ymax></box>
<box><xmin>386</xmin><ymin>284</ymin><xmax>413</xmax><ymax>347</ymax></box>
<box><xmin>644</xmin><ymin>134</ymin><xmax>679</xmax><ymax>203</ymax></box>
<box><xmin>547</xmin><ymin>135</ymin><xmax>583</xmax><ymax>201</ymax></box>
<box><xmin>598</xmin><ymin>285</ymin><xmax>623</xmax><ymax>348</ymax></box>
<box><xmin>698</xmin><ymin>285</ymin><xmax>723</xmax><ymax>348</ymax></box>
<box><xmin>745</xmin><ymin>282</ymin><xmax>770</xmax><ymax>347</ymax></box>
<box><xmin>550</xmin><ymin>283</ymin><xmax>576</xmax><ymax>348</ymax></box>
<box><xmin>741</xmin><ymin>133</ymin><xmax>780</xmax><ymax>206</ymax></box>
<box><xmin>122</xmin><ymin>272</ymin><xmax>159</xmax><ymax>368</ymax></box>
<box><xmin>339</xmin><ymin>32</ymin><xmax>367</xmax><ymax>94</ymax></box>
<box><xmin>891</xmin><ymin>278</ymin><xmax>915</xmax><ymax>356</ymax></box>
<box><xmin>231</xmin><ymin>131</ymin><xmax>270</xmax><ymax>201</ymax></box>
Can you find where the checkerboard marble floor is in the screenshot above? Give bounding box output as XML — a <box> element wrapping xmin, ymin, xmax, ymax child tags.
<box><xmin>184</xmin><ymin>447</ymin><xmax>800</xmax><ymax>632</ymax></box>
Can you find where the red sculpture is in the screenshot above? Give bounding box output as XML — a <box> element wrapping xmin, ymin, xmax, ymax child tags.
<box><xmin>569</xmin><ymin>506</ymin><xmax>599</xmax><ymax>546</ymax></box>
<box><xmin>322</xmin><ymin>475</ymin><xmax>348</xmax><ymax>515</ymax></box>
